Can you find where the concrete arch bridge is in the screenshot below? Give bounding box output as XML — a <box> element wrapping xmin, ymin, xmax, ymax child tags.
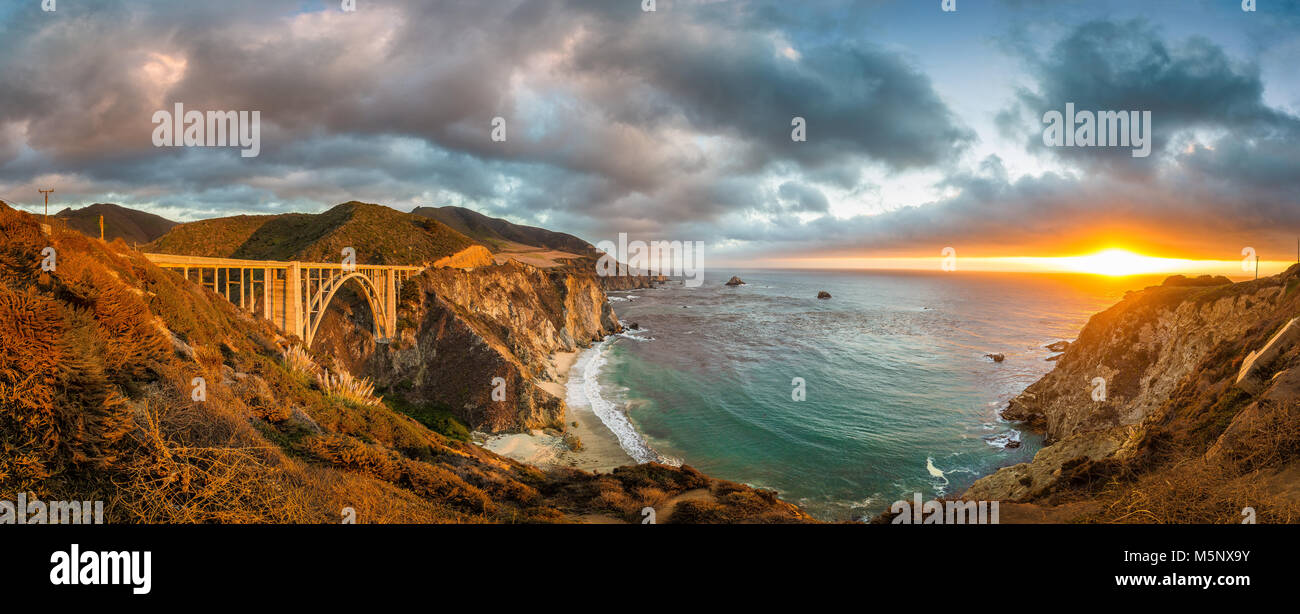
<box><xmin>144</xmin><ymin>253</ymin><xmax>423</xmax><ymax>347</ymax></box>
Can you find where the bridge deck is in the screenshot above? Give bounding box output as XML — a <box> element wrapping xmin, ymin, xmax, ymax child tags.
<box><xmin>143</xmin><ymin>253</ymin><xmax>424</xmax><ymax>271</ymax></box>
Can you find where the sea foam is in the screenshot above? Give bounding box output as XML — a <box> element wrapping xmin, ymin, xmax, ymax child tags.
<box><xmin>567</xmin><ymin>340</ymin><xmax>678</xmax><ymax>466</ymax></box>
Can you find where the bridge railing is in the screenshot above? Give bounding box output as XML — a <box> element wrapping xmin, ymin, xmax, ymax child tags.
<box><xmin>142</xmin><ymin>253</ymin><xmax>424</xmax><ymax>272</ymax></box>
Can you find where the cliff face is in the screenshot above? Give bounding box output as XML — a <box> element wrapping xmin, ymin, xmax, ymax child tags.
<box><xmin>598</xmin><ymin>274</ymin><xmax>668</xmax><ymax>291</ymax></box>
<box><xmin>363</xmin><ymin>260</ymin><xmax>621</xmax><ymax>432</ymax></box>
<box><xmin>1003</xmin><ymin>275</ymin><xmax>1283</xmax><ymax>443</ymax></box>
<box><xmin>967</xmin><ymin>270</ymin><xmax>1300</xmax><ymax>520</ymax></box>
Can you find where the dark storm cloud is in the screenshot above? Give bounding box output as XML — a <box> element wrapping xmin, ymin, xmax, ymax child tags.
<box><xmin>565</xmin><ymin>15</ymin><xmax>975</xmax><ymax>172</ymax></box>
<box><xmin>1003</xmin><ymin>19</ymin><xmax>1297</xmax><ymax>169</ymax></box>
<box><xmin>775</xmin><ymin>182</ymin><xmax>830</xmax><ymax>213</ymax></box>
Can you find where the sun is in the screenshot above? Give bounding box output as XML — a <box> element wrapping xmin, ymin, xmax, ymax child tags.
<box><xmin>1058</xmin><ymin>248</ymin><xmax>1180</xmax><ymax>277</ymax></box>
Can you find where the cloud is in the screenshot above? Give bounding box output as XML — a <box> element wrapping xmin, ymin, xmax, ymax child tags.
<box><xmin>0</xmin><ymin>2</ymin><xmax>1295</xmax><ymax>265</ymax></box>
<box><xmin>0</xmin><ymin>0</ymin><xmax>973</xmax><ymax>230</ymax></box>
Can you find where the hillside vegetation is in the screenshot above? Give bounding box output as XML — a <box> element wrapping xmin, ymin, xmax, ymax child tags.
<box><xmin>412</xmin><ymin>205</ymin><xmax>593</xmax><ymax>255</ymax></box>
<box><xmin>0</xmin><ymin>201</ymin><xmax>810</xmax><ymax>523</ymax></box>
<box><xmin>146</xmin><ymin>201</ymin><xmax>476</xmax><ymax>266</ymax></box>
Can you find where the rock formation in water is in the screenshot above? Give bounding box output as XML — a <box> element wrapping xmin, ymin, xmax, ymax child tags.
<box><xmin>1045</xmin><ymin>340</ymin><xmax>1070</xmax><ymax>353</ymax></box>
<box><xmin>725</xmin><ymin>276</ymin><xmax>745</xmax><ymax>286</ymax></box>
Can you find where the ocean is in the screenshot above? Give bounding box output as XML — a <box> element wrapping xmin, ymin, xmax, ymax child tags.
<box><xmin>566</xmin><ymin>269</ymin><xmax>1158</xmax><ymax>521</ymax></box>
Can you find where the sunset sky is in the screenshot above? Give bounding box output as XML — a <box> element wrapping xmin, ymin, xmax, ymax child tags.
<box><xmin>0</xmin><ymin>0</ymin><xmax>1298</xmax><ymax>274</ymax></box>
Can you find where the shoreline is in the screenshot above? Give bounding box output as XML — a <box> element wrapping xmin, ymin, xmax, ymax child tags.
<box><xmin>480</xmin><ymin>348</ymin><xmax>635</xmax><ymax>473</ymax></box>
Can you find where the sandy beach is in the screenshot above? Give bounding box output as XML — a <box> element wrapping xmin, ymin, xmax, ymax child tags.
<box><xmin>481</xmin><ymin>348</ymin><xmax>634</xmax><ymax>473</ymax></box>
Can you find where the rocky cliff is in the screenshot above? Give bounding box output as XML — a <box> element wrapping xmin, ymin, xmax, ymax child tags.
<box><xmin>598</xmin><ymin>273</ymin><xmax>669</xmax><ymax>291</ymax></box>
<box><xmin>324</xmin><ymin>260</ymin><xmax>622</xmax><ymax>433</ymax></box>
<box><xmin>1002</xmin><ymin>274</ymin><xmax>1276</xmax><ymax>443</ymax></box>
<box><xmin>966</xmin><ymin>270</ymin><xmax>1300</xmax><ymax>522</ymax></box>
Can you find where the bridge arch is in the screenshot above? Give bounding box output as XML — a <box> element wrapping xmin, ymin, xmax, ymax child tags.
<box><xmin>304</xmin><ymin>271</ymin><xmax>387</xmax><ymax>348</ymax></box>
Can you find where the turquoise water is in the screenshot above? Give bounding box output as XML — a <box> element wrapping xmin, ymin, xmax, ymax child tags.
<box><xmin>573</xmin><ymin>269</ymin><xmax>1155</xmax><ymax>521</ymax></box>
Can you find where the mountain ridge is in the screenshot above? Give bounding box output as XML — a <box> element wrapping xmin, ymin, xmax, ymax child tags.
<box><xmin>146</xmin><ymin>201</ymin><xmax>478</xmax><ymax>266</ymax></box>
<box><xmin>411</xmin><ymin>205</ymin><xmax>594</xmax><ymax>255</ymax></box>
<box><xmin>54</xmin><ymin>202</ymin><xmax>178</xmax><ymax>244</ymax></box>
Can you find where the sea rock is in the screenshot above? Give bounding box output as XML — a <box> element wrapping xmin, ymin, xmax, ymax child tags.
<box><xmin>986</xmin><ymin>353</ymin><xmax>1005</xmax><ymax>363</ymax></box>
<box><xmin>817</xmin><ymin>291</ymin><xmax>832</xmax><ymax>299</ymax></box>
<box><xmin>964</xmin><ymin>427</ymin><xmax>1128</xmax><ymax>501</ymax></box>
<box><xmin>1045</xmin><ymin>340</ymin><xmax>1070</xmax><ymax>353</ymax></box>
<box><xmin>725</xmin><ymin>276</ymin><xmax>746</xmax><ymax>286</ymax></box>
<box><xmin>628</xmin><ymin>322</ymin><xmax>640</xmax><ymax>330</ymax></box>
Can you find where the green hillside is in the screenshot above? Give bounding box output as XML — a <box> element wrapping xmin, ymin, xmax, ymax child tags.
<box><xmin>146</xmin><ymin>201</ymin><xmax>477</xmax><ymax>266</ymax></box>
<box><xmin>411</xmin><ymin>205</ymin><xmax>594</xmax><ymax>254</ymax></box>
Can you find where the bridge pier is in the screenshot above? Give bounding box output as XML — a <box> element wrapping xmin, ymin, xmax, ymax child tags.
<box><xmin>285</xmin><ymin>262</ymin><xmax>304</xmax><ymax>341</ymax></box>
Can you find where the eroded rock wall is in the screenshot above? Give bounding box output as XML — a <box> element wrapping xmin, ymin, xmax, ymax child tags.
<box><xmin>366</xmin><ymin>260</ymin><xmax>621</xmax><ymax>432</ymax></box>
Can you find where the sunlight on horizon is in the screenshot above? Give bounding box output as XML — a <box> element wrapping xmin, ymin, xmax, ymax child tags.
<box><xmin>752</xmin><ymin>248</ymin><xmax>1294</xmax><ymax>278</ymax></box>
<box><xmin>1022</xmin><ymin>248</ymin><xmax>1205</xmax><ymax>277</ymax></box>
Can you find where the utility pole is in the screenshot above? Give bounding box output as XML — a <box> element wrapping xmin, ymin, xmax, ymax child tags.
<box><xmin>99</xmin><ymin>215</ymin><xmax>105</xmax><ymax>241</ymax></box>
<box><xmin>38</xmin><ymin>188</ymin><xmax>53</xmax><ymax>221</ymax></box>
<box><xmin>1256</xmin><ymin>254</ymin><xmax>1260</xmax><ymax>280</ymax></box>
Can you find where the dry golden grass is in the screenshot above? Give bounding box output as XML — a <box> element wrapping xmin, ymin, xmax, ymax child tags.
<box><xmin>317</xmin><ymin>369</ymin><xmax>382</xmax><ymax>408</ymax></box>
<box><xmin>281</xmin><ymin>344</ymin><xmax>383</xmax><ymax>407</ymax></box>
<box><xmin>1073</xmin><ymin>401</ymin><xmax>1300</xmax><ymax>524</ymax></box>
<box><xmin>1083</xmin><ymin>459</ymin><xmax>1300</xmax><ymax>524</ymax></box>
<box><xmin>280</xmin><ymin>344</ymin><xmax>316</xmax><ymax>379</ymax></box>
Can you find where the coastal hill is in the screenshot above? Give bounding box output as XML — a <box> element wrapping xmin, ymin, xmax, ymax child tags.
<box><xmin>965</xmin><ymin>271</ymin><xmax>1300</xmax><ymax>522</ymax></box>
<box><xmin>411</xmin><ymin>205</ymin><xmax>594</xmax><ymax>255</ymax></box>
<box><xmin>54</xmin><ymin>202</ymin><xmax>178</xmax><ymax>244</ymax></box>
<box><xmin>146</xmin><ymin>201</ymin><xmax>482</xmax><ymax>266</ymax></box>
<box><xmin>0</xmin><ymin>200</ymin><xmax>814</xmax><ymax>524</ymax></box>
